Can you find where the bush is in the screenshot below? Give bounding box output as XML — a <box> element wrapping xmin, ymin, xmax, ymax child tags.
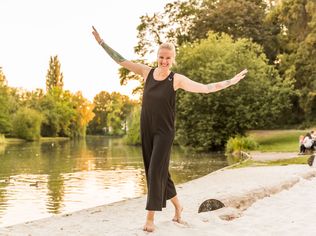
<box><xmin>12</xmin><ymin>108</ymin><xmax>43</xmax><ymax>141</ymax></box>
<box><xmin>225</xmin><ymin>135</ymin><xmax>258</xmax><ymax>154</ymax></box>
<box><xmin>175</xmin><ymin>32</ymin><xmax>294</xmax><ymax>151</ymax></box>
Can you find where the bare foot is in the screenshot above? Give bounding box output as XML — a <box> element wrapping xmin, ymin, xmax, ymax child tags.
<box><xmin>172</xmin><ymin>206</ymin><xmax>188</xmax><ymax>225</ymax></box>
<box><xmin>143</xmin><ymin>220</ymin><xmax>155</xmax><ymax>232</ymax></box>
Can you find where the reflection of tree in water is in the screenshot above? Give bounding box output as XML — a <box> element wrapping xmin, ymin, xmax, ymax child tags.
<box><xmin>42</xmin><ymin>141</ymin><xmax>69</xmax><ymax>214</ymax></box>
<box><xmin>135</xmin><ymin>169</ymin><xmax>148</xmax><ymax>196</ymax></box>
<box><xmin>46</xmin><ymin>173</ymin><xmax>64</xmax><ymax>214</ymax></box>
<box><xmin>0</xmin><ymin>180</ymin><xmax>9</xmax><ymax>216</ymax></box>
<box><xmin>42</xmin><ymin>138</ymin><xmax>94</xmax><ymax>213</ymax></box>
<box><xmin>0</xmin><ymin>144</ymin><xmax>5</xmax><ymax>155</ymax></box>
<box><xmin>85</xmin><ymin>136</ymin><xmax>144</xmax><ymax>170</ymax></box>
<box><xmin>169</xmin><ymin>147</ymin><xmax>228</xmax><ymax>185</ymax></box>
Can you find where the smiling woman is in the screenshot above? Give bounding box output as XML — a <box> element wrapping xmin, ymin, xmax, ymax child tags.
<box><xmin>92</xmin><ymin>26</ymin><xmax>247</xmax><ymax>232</ymax></box>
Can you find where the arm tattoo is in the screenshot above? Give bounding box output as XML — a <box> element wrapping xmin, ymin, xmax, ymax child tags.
<box><xmin>207</xmin><ymin>83</ymin><xmax>215</xmax><ymax>92</ymax></box>
<box><xmin>100</xmin><ymin>41</ymin><xmax>126</xmax><ymax>63</ymax></box>
<box><xmin>224</xmin><ymin>79</ymin><xmax>231</xmax><ymax>86</ymax></box>
<box><xmin>207</xmin><ymin>79</ymin><xmax>232</xmax><ymax>92</ymax></box>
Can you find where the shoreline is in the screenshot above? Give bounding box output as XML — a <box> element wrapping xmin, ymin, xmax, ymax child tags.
<box><xmin>1</xmin><ymin>163</ymin><xmax>316</xmax><ymax>235</ymax></box>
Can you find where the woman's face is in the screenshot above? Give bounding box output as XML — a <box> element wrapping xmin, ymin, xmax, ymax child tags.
<box><xmin>157</xmin><ymin>48</ymin><xmax>174</xmax><ymax>70</ymax></box>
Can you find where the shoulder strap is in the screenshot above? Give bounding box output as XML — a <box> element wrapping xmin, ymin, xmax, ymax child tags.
<box><xmin>168</xmin><ymin>72</ymin><xmax>175</xmax><ymax>81</ymax></box>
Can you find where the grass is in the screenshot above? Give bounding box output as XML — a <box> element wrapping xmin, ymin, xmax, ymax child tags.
<box><xmin>247</xmin><ymin>129</ymin><xmax>310</xmax><ymax>152</ymax></box>
<box><xmin>228</xmin><ymin>129</ymin><xmax>314</xmax><ymax>168</ymax></box>
<box><xmin>231</xmin><ymin>156</ymin><xmax>309</xmax><ymax>169</ymax></box>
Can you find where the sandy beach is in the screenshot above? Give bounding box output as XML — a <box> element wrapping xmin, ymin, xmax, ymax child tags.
<box><xmin>1</xmin><ymin>163</ymin><xmax>316</xmax><ymax>236</ymax></box>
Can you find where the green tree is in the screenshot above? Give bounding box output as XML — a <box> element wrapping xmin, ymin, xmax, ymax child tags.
<box><xmin>135</xmin><ymin>0</ymin><xmax>279</xmax><ymax>62</ymax></box>
<box><xmin>174</xmin><ymin>32</ymin><xmax>294</xmax><ymax>151</ymax></box>
<box><xmin>70</xmin><ymin>91</ymin><xmax>95</xmax><ymax>137</ymax></box>
<box><xmin>271</xmin><ymin>0</ymin><xmax>316</xmax><ymax>123</ymax></box>
<box><xmin>87</xmin><ymin>91</ymin><xmax>111</xmax><ymax>134</ymax></box>
<box><xmin>40</xmin><ymin>87</ymin><xmax>76</xmax><ymax>137</ymax></box>
<box><xmin>107</xmin><ymin>92</ymin><xmax>133</xmax><ymax>135</ymax></box>
<box><xmin>135</xmin><ymin>0</ymin><xmax>199</xmax><ymax>57</ymax></box>
<box><xmin>12</xmin><ymin>108</ymin><xmax>43</xmax><ymax>141</ymax></box>
<box><xmin>87</xmin><ymin>91</ymin><xmax>135</xmax><ymax>135</ymax></box>
<box><xmin>46</xmin><ymin>55</ymin><xmax>64</xmax><ymax>92</ymax></box>
<box><xmin>0</xmin><ymin>67</ymin><xmax>12</xmax><ymax>134</ymax></box>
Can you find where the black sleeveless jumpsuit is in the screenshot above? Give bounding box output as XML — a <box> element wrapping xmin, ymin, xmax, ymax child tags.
<box><xmin>141</xmin><ymin>68</ymin><xmax>177</xmax><ymax>211</ymax></box>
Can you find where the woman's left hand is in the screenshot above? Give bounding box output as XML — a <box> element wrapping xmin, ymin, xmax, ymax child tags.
<box><xmin>92</xmin><ymin>26</ymin><xmax>102</xmax><ymax>44</ymax></box>
<box><xmin>231</xmin><ymin>69</ymin><xmax>248</xmax><ymax>84</ymax></box>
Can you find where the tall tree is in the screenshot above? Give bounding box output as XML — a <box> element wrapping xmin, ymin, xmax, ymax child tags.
<box><xmin>135</xmin><ymin>0</ymin><xmax>279</xmax><ymax>62</ymax></box>
<box><xmin>46</xmin><ymin>55</ymin><xmax>64</xmax><ymax>92</ymax></box>
<box><xmin>272</xmin><ymin>0</ymin><xmax>316</xmax><ymax>122</ymax></box>
<box><xmin>0</xmin><ymin>67</ymin><xmax>11</xmax><ymax>134</ymax></box>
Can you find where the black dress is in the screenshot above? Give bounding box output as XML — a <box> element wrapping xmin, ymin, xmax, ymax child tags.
<box><xmin>141</xmin><ymin>68</ymin><xmax>177</xmax><ymax>211</ymax></box>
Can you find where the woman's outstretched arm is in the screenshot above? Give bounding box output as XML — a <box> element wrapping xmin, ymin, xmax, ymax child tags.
<box><xmin>92</xmin><ymin>26</ymin><xmax>150</xmax><ymax>78</ymax></box>
<box><xmin>175</xmin><ymin>69</ymin><xmax>248</xmax><ymax>93</ymax></box>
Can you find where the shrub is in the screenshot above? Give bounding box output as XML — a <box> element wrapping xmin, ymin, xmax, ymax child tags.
<box><xmin>226</xmin><ymin>135</ymin><xmax>258</xmax><ymax>154</ymax></box>
<box><xmin>12</xmin><ymin>108</ymin><xmax>43</xmax><ymax>141</ymax></box>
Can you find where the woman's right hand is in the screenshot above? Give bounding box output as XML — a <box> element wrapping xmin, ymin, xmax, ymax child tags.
<box><xmin>92</xmin><ymin>26</ymin><xmax>102</xmax><ymax>44</ymax></box>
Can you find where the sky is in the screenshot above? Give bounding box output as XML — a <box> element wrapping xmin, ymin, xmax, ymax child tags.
<box><xmin>0</xmin><ymin>0</ymin><xmax>174</xmax><ymax>101</ymax></box>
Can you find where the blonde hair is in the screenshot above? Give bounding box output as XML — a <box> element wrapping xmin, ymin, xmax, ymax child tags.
<box><xmin>158</xmin><ymin>42</ymin><xmax>177</xmax><ymax>65</ymax></box>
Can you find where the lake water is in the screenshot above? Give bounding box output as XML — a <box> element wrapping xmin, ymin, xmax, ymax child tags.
<box><xmin>0</xmin><ymin>136</ymin><xmax>228</xmax><ymax>227</ymax></box>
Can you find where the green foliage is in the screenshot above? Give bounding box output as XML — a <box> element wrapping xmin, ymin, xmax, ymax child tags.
<box><xmin>70</xmin><ymin>92</ymin><xmax>95</xmax><ymax>138</ymax></box>
<box><xmin>12</xmin><ymin>108</ymin><xmax>43</xmax><ymax>141</ymax></box>
<box><xmin>135</xmin><ymin>0</ymin><xmax>279</xmax><ymax>62</ymax></box>
<box><xmin>0</xmin><ymin>67</ymin><xmax>12</xmax><ymax>134</ymax></box>
<box><xmin>225</xmin><ymin>136</ymin><xmax>258</xmax><ymax>154</ymax></box>
<box><xmin>87</xmin><ymin>91</ymin><xmax>111</xmax><ymax>134</ymax></box>
<box><xmin>271</xmin><ymin>0</ymin><xmax>316</xmax><ymax>122</ymax></box>
<box><xmin>135</xmin><ymin>0</ymin><xmax>198</xmax><ymax>57</ymax></box>
<box><xmin>87</xmin><ymin>91</ymin><xmax>135</xmax><ymax>135</ymax></box>
<box><xmin>40</xmin><ymin>88</ymin><xmax>76</xmax><ymax>137</ymax></box>
<box><xmin>174</xmin><ymin>33</ymin><xmax>295</xmax><ymax>151</ymax></box>
<box><xmin>124</xmin><ymin>105</ymin><xmax>141</xmax><ymax>145</ymax></box>
<box><xmin>46</xmin><ymin>55</ymin><xmax>64</xmax><ymax>92</ymax></box>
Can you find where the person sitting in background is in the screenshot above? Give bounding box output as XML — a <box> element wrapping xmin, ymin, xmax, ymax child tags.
<box><xmin>310</xmin><ymin>130</ymin><xmax>316</xmax><ymax>149</ymax></box>
<box><xmin>299</xmin><ymin>133</ymin><xmax>314</xmax><ymax>155</ymax></box>
<box><xmin>299</xmin><ymin>135</ymin><xmax>305</xmax><ymax>154</ymax></box>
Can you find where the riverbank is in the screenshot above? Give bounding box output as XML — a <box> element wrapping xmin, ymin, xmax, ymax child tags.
<box><xmin>1</xmin><ymin>163</ymin><xmax>316</xmax><ymax>235</ymax></box>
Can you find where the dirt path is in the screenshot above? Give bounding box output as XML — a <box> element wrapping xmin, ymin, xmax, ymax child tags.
<box><xmin>249</xmin><ymin>151</ymin><xmax>301</xmax><ymax>161</ymax></box>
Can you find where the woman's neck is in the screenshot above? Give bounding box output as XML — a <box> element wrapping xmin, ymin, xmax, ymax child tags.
<box><xmin>156</xmin><ymin>67</ymin><xmax>170</xmax><ymax>76</ymax></box>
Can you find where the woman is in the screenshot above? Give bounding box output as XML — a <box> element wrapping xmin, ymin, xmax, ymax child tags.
<box><xmin>299</xmin><ymin>132</ymin><xmax>314</xmax><ymax>154</ymax></box>
<box><xmin>92</xmin><ymin>26</ymin><xmax>247</xmax><ymax>232</ymax></box>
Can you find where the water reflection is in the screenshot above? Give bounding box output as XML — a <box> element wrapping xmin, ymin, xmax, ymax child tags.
<box><xmin>0</xmin><ymin>136</ymin><xmax>227</xmax><ymax>227</ymax></box>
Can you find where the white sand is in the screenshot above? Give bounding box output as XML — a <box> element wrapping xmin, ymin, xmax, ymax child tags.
<box><xmin>1</xmin><ymin>164</ymin><xmax>316</xmax><ymax>236</ymax></box>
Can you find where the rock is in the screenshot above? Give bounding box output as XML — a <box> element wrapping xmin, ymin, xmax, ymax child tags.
<box><xmin>198</xmin><ymin>199</ymin><xmax>225</xmax><ymax>213</ymax></box>
<box><xmin>307</xmin><ymin>154</ymin><xmax>315</xmax><ymax>166</ymax></box>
